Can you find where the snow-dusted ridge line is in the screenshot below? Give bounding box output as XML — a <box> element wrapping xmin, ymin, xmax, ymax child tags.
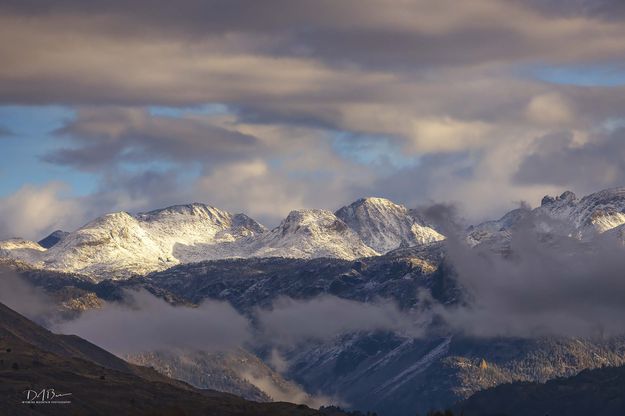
<box><xmin>468</xmin><ymin>187</ymin><xmax>625</xmax><ymax>246</ymax></box>
<box><xmin>336</xmin><ymin>197</ymin><xmax>444</xmax><ymax>253</ymax></box>
<box><xmin>0</xmin><ymin>198</ymin><xmax>443</xmax><ymax>279</ymax></box>
<box><xmin>5</xmin><ymin>187</ymin><xmax>625</xmax><ymax>279</ymax></box>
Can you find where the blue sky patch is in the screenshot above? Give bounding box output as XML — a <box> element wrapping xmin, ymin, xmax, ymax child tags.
<box><xmin>527</xmin><ymin>63</ymin><xmax>625</xmax><ymax>87</ymax></box>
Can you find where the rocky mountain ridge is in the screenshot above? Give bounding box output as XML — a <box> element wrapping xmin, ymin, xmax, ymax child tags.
<box><xmin>468</xmin><ymin>187</ymin><xmax>625</xmax><ymax>247</ymax></box>
<box><xmin>4</xmin><ymin>187</ymin><xmax>625</xmax><ymax>279</ymax></box>
<box><xmin>0</xmin><ymin>198</ymin><xmax>443</xmax><ymax>279</ymax></box>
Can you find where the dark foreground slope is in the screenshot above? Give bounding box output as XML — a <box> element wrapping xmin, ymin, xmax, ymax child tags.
<box><xmin>457</xmin><ymin>363</ymin><xmax>625</xmax><ymax>416</ymax></box>
<box><xmin>0</xmin><ymin>301</ymin><xmax>328</xmax><ymax>416</ymax></box>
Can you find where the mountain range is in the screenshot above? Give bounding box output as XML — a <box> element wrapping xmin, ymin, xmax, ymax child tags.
<box><xmin>467</xmin><ymin>188</ymin><xmax>625</xmax><ymax>246</ymax></box>
<box><xmin>4</xmin><ymin>188</ymin><xmax>625</xmax><ymax>280</ymax></box>
<box><xmin>3</xmin><ymin>187</ymin><xmax>625</xmax><ymax>415</ymax></box>
<box><xmin>0</xmin><ymin>197</ymin><xmax>443</xmax><ymax>279</ymax></box>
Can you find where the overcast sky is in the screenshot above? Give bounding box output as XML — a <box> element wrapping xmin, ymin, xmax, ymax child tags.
<box><xmin>1</xmin><ymin>0</ymin><xmax>625</xmax><ymax>239</ymax></box>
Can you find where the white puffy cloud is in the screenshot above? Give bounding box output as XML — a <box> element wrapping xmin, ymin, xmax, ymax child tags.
<box><xmin>0</xmin><ymin>182</ymin><xmax>87</xmax><ymax>240</ymax></box>
<box><xmin>526</xmin><ymin>93</ymin><xmax>575</xmax><ymax>125</ymax></box>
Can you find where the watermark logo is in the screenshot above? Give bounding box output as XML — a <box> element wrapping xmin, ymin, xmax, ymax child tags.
<box><xmin>22</xmin><ymin>388</ymin><xmax>72</xmax><ymax>405</ymax></box>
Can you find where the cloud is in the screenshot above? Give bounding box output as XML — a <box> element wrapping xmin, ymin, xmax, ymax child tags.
<box><xmin>515</xmin><ymin>127</ymin><xmax>625</xmax><ymax>193</ymax></box>
<box><xmin>362</xmin><ymin>134</ymin><xmax>563</xmax><ymax>223</ymax></box>
<box><xmin>255</xmin><ymin>296</ymin><xmax>426</xmax><ymax>346</ymax></box>
<box><xmin>52</xmin><ymin>288</ymin><xmax>428</xmax><ymax>357</ymax></box>
<box><xmin>431</xmin><ymin>210</ymin><xmax>625</xmax><ymax>338</ymax></box>
<box><xmin>44</xmin><ymin>107</ymin><xmax>261</xmax><ymax>170</ymax></box>
<box><xmin>0</xmin><ymin>269</ymin><xmax>58</xmax><ymax>325</ymax></box>
<box><xmin>407</xmin><ymin>118</ymin><xmax>492</xmax><ymax>153</ymax></box>
<box><xmin>2</xmin><ymin>1</ymin><xmax>625</xmax><ymax>83</ymax></box>
<box><xmin>525</xmin><ymin>93</ymin><xmax>574</xmax><ymax>125</ymax></box>
<box><xmin>53</xmin><ymin>290</ymin><xmax>426</xmax><ymax>351</ymax></box>
<box><xmin>0</xmin><ymin>182</ymin><xmax>87</xmax><ymax>240</ymax></box>
<box><xmin>55</xmin><ymin>290</ymin><xmax>252</xmax><ymax>354</ymax></box>
<box><xmin>1</xmin><ymin>0</ymin><xmax>625</xmax><ymax>235</ymax></box>
<box><xmin>237</xmin><ymin>369</ymin><xmax>339</xmax><ymax>408</ymax></box>
<box><xmin>48</xmin><ymin>208</ymin><xmax>625</xmax><ymax>345</ymax></box>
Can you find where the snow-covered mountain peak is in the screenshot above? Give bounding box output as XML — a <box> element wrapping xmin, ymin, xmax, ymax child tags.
<box><xmin>137</xmin><ymin>203</ymin><xmax>231</xmax><ymax>224</ymax></box>
<box><xmin>55</xmin><ymin>211</ymin><xmax>148</xmax><ymax>252</ymax></box>
<box><xmin>355</xmin><ymin>196</ymin><xmax>401</xmax><ymax>208</ymax></box>
<box><xmin>0</xmin><ymin>238</ymin><xmax>45</xmax><ymax>252</ymax></box>
<box><xmin>0</xmin><ymin>203</ymin><xmax>269</xmax><ymax>279</ymax></box>
<box><xmin>41</xmin><ymin>211</ymin><xmax>166</xmax><ymax>277</ymax></box>
<box><xmin>536</xmin><ymin>188</ymin><xmax>625</xmax><ymax>234</ymax></box>
<box><xmin>568</xmin><ymin>187</ymin><xmax>625</xmax><ymax>233</ymax></box>
<box><xmin>540</xmin><ymin>190</ymin><xmax>577</xmax><ymax>207</ymax></box>
<box><xmin>281</xmin><ymin>209</ymin><xmax>349</xmax><ymax>234</ymax></box>
<box><xmin>136</xmin><ymin>203</ymin><xmax>266</xmax><ymax>242</ymax></box>
<box><xmin>466</xmin><ymin>207</ymin><xmax>532</xmax><ymax>246</ymax></box>
<box><xmin>230</xmin><ymin>213</ymin><xmax>267</xmax><ymax>235</ymax></box>
<box><xmin>10</xmin><ymin>188</ymin><xmax>625</xmax><ymax>279</ymax></box>
<box><xmin>249</xmin><ymin>209</ymin><xmax>378</xmax><ymax>260</ymax></box>
<box><xmin>0</xmin><ymin>238</ymin><xmax>46</xmax><ymax>267</ymax></box>
<box><xmin>336</xmin><ymin>197</ymin><xmax>444</xmax><ymax>253</ymax></box>
<box><xmin>470</xmin><ymin>187</ymin><xmax>625</xmax><ymax>247</ymax></box>
<box><xmin>91</xmin><ymin>211</ymin><xmax>135</xmax><ymax>226</ymax></box>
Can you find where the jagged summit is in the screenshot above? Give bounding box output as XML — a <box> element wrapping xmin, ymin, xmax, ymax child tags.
<box><xmin>5</xmin><ymin>188</ymin><xmax>625</xmax><ymax>279</ymax></box>
<box><xmin>281</xmin><ymin>209</ymin><xmax>348</xmax><ymax>232</ymax></box>
<box><xmin>538</xmin><ymin>187</ymin><xmax>625</xmax><ymax>233</ymax></box>
<box><xmin>541</xmin><ymin>190</ymin><xmax>577</xmax><ymax>206</ymax></box>
<box><xmin>138</xmin><ymin>203</ymin><xmax>230</xmax><ymax>221</ymax></box>
<box><xmin>0</xmin><ymin>203</ymin><xmax>268</xmax><ymax>279</ymax></box>
<box><xmin>137</xmin><ymin>203</ymin><xmax>266</xmax><ymax>236</ymax></box>
<box><xmin>336</xmin><ymin>197</ymin><xmax>444</xmax><ymax>253</ymax></box>
<box><xmin>0</xmin><ymin>238</ymin><xmax>45</xmax><ymax>259</ymax></box>
<box><xmin>0</xmin><ymin>196</ymin><xmax>448</xmax><ymax>278</ymax></box>
<box><xmin>351</xmin><ymin>196</ymin><xmax>398</xmax><ymax>206</ymax></box>
<box><xmin>0</xmin><ymin>196</ymin><xmax>446</xmax><ymax>279</ymax></box>
<box><xmin>249</xmin><ymin>209</ymin><xmax>377</xmax><ymax>260</ymax></box>
<box><xmin>470</xmin><ymin>187</ymin><xmax>625</xmax><ymax>246</ymax></box>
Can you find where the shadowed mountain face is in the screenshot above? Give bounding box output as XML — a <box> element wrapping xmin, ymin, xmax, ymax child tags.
<box><xmin>0</xmin><ymin>301</ymin><xmax>333</xmax><ymax>416</ymax></box>
<box><xmin>37</xmin><ymin>231</ymin><xmax>69</xmax><ymax>249</ymax></box>
<box><xmin>457</xmin><ymin>363</ymin><xmax>625</xmax><ymax>416</ymax></box>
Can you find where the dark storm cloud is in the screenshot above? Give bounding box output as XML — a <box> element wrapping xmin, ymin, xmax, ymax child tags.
<box><xmin>1</xmin><ymin>0</ymin><xmax>625</xmax><ymax>106</ymax></box>
<box><xmin>0</xmin><ymin>0</ymin><xmax>339</xmax><ymax>35</ymax></box>
<box><xmin>515</xmin><ymin>128</ymin><xmax>625</xmax><ymax>192</ymax></box>
<box><xmin>42</xmin><ymin>107</ymin><xmax>261</xmax><ymax>170</ymax></box>
<box><xmin>293</xmin><ymin>26</ymin><xmax>536</xmax><ymax>71</ymax></box>
<box><xmin>1</xmin><ymin>0</ymin><xmax>621</xmax><ymax>71</ymax></box>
